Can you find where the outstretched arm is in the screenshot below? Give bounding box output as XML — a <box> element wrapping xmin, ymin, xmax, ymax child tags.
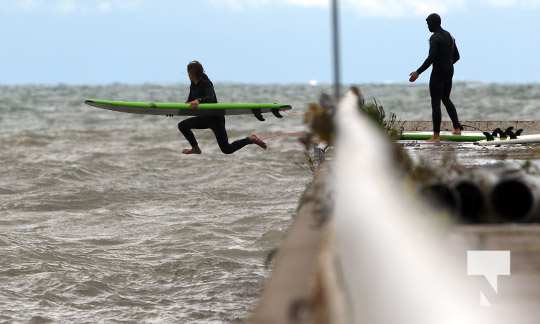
<box><xmin>409</xmin><ymin>37</ymin><xmax>438</xmax><ymax>82</ymax></box>
<box><xmin>417</xmin><ymin>37</ymin><xmax>439</xmax><ymax>75</ymax></box>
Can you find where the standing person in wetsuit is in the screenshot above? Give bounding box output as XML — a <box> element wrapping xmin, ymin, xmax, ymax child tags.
<box><xmin>409</xmin><ymin>13</ymin><xmax>462</xmax><ymax>142</ymax></box>
<box><xmin>177</xmin><ymin>61</ymin><xmax>267</xmax><ymax>154</ymax></box>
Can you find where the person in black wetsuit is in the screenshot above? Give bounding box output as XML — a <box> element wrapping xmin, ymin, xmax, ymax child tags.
<box><xmin>177</xmin><ymin>61</ymin><xmax>267</xmax><ymax>154</ymax></box>
<box><xmin>409</xmin><ymin>13</ymin><xmax>462</xmax><ymax>142</ymax></box>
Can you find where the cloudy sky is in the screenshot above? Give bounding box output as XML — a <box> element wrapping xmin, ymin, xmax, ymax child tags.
<box><xmin>2</xmin><ymin>0</ymin><xmax>539</xmax><ymax>84</ymax></box>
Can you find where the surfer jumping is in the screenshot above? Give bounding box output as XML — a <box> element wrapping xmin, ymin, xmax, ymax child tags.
<box><xmin>177</xmin><ymin>61</ymin><xmax>267</xmax><ymax>154</ymax></box>
<box><xmin>409</xmin><ymin>13</ymin><xmax>462</xmax><ymax>142</ymax></box>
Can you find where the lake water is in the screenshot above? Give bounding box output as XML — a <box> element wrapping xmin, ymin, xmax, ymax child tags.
<box><xmin>1</xmin><ymin>82</ymin><xmax>539</xmax><ymax>323</ymax></box>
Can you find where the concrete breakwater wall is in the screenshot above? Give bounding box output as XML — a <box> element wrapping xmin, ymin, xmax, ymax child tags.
<box><xmin>249</xmin><ymin>96</ymin><xmax>540</xmax><ymax>323</ymax></box>
<box><xmin>249</xmin><ymin>174</ymin><xmax>540</xmax><ymax>323</ymax></box>
<box><xmin>248</xmin><ymin>165</ymin><xmax>346</xmax><ymax>324</ymax></box>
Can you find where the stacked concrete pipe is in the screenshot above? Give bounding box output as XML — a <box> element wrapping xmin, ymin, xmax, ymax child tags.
<box><xmin>452</xmin><ymin>171</ymin><xmax>499</xmax><ymax>223</ymax></box>
<box><xmin>490</xmin><ymin>173</ymin><xmax>540</xmax><ymax>223</ymax></box>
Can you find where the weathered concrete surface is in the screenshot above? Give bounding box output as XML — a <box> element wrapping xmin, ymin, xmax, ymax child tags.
<box><xmin>250</xmin><ymin>131</ymin><xmax>540</xmax><ymax>323</ymax></box>
<box><xmin>250</xmin><ymin>202</ymin><xmax>540</xmax><ymax>324</ymax></box>
<box><xmin>401</xmin><ymin>138</ymin><xmax>540</xmax><ymax>317</ymax></box>
<box><xmin>248</xmin><ymin>166</ymin><xmax>346</xmax><ymax>324</ymax></box>
<box><xmin>249</xmin><ymin>180</ymin><xmax>540</xmax><ymax>323</ymax></box>
<box><xmin>403</xmin><ymin>120</ymin><xmax>540</xmax><ymax>133</ymax></box>
<box><xmin>455</xmin><ymin>225</ymin><xmax>540</xmax><ymax>319</ymax></box>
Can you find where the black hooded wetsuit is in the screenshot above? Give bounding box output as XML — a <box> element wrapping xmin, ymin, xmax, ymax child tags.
<box><xmin>416</xmin><ymin>27</ymin><xmax>462</xmax><ymax>133</ymax></box>
<box><xmin>177</xmin><ymin>74</ymin><xmax>252</xmax><ymax>154</ymax></box>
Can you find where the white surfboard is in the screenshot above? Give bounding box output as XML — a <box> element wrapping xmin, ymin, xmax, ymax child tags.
<box><xmin>475</xmin><ymin>134</ymin><xmax>540</xmax><ymax>146</ymax></box>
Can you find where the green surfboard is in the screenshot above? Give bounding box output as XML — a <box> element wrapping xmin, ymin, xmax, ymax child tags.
<box><xmin>85</xmin><ymin>99</ymin><xmax>292</xmax><ymax>121</ymax></box>
<box><xmin>400</xmin><ymin>132</ymin><xmax>487</xmax><ymax>142</ymax></box>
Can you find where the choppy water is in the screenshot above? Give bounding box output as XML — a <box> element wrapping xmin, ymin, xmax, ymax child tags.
<box><xmin>1</xmin><ymin>83</ymin><xmax>540</xmax><ymax>323</ymax></box>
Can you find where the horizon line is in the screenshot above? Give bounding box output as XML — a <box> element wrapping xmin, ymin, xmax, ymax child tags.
<box><xmin>1</xmin><ymin>80</ymin><xmax>540</xmax><ymax>87</ymax></box>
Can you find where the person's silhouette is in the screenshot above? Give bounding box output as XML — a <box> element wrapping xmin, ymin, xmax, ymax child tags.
<box><xmin>409</xmin><ymin>13</ymin><xmax>462</xmax><ymax>142</ymax></box>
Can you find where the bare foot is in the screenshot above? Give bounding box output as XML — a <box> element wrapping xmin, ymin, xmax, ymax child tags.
<box><xmin>182</xmin><ymin>147</ymin><xmax>202</xmax><ymax>154</ymax></box>
<box><xmin>427</xmin><ymin>135</ymin><xmax>441</xmax><ymax>143</ymax></box>
<box><xmin>452</xmin><ymin>128</ymin><xmax>462</xmax><ymax>135</ymax></box>
<box><xmin>249</xmin><ymin>134</ymin><xmax>267</xmax><ymax>150</ymax></box>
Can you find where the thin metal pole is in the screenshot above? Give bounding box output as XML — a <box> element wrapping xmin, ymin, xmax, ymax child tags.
<box><xmin>331</xmin><ymin>0</ymin><xmax>341</xmax><ymax>100</ymax></box>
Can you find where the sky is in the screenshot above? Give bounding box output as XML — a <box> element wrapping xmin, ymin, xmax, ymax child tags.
<box><xmin>1</xmin><ymin>0</ymin><xmax>539</xmax><ymax>84</ymax></box>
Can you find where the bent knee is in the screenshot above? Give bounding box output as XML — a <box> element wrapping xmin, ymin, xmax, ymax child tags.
<box><xmin>220</xmin><ymin>148</ymin><xmax>235</xmax><ymax>155</ymax></box>
<box><xmin>218</xmin><ymin>144</ymin><xmax>235</xmax><ymax>154</ymax></box>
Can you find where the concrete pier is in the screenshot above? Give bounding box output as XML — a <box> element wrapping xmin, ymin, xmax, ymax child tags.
<box><xmin>249</xmin><ymin>174</ymin><xmax>540</xmax><ymax>324</ymax></box>
<box><xmin>248</xmin><ymin>113</ymin><xmax>540</xmax><ymax>322</ymax></box>
<box><xmin>248</xmin><ymin>166</ymin><xmax>344</xmax><ymax>324</ymax></box>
